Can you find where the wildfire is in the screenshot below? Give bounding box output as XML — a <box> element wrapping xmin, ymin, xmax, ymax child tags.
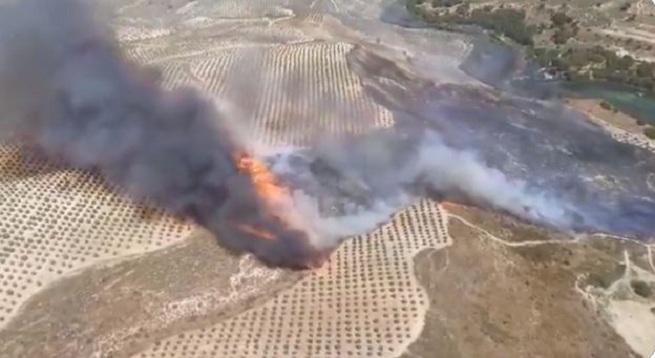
<box><xmin>234</xmin><ymin>224</ymin><xmax>277</xmax><ymax>241</ymax></box>
<box><xmin>231</xmin><ymin>152</ymin><xmax>331</xmax><ymax>268</ymax></box>
<box><xmin>231</xmin><ymin>151</ymin><xmax>328</xmax><ymax>268</ymax></box>
<box><xmin>234</xmin><ymin>151</ymin><xmax>289</xmax><ymax>201</ymax></box>
<box><xmin>232</xmin><ymin>151</ymin><xmax>295</xmax><ymax>241</ymax></box>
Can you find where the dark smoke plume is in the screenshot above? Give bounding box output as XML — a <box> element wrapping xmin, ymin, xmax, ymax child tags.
<box><xmin>4</xmin><ymin>1</ymin><xmax>647</xmax><ymax>271</ymax></box>
<box><xmin>0</xmin><ymin>0</ymin><xmax>323</xmax><ymax>268</ymax></box>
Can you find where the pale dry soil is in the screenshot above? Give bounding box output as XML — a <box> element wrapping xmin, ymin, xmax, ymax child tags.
<box><xmin>567</xmin><ymin>99</ymin><xmax>655</xmax><ymax>154</ymax></box>
<box><xmin>568</xmin><ymin>99</ymin><xmax>646</xmax><ymax>135</ymax></box>
<box><xmin>0</xmin><ymin>231</ymin><xmax>303</xmax><ymax>358</ymax></box>
<box><xmin>402</xmin><ymin>204</ymin><xmax>655</xmax><ymax>358</ymax></box>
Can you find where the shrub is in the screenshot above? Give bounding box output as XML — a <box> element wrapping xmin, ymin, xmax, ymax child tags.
<box><xmin>631</xmin><ymin>280</ymin><xmax>652</xmax><ymax>298</ymax></box>
<box><xmin>468</xmin><ymin>8</ymin><xmax>535</xmax><ymax>45</ymax></box>
<box><xmin>644</xmin><ymin>126</ymin><xmax>655</xmax><ymax>140</ymax></box>
<box><xmin>432</xmin><ymin>0</ymin><xmax>462</xmax><ymax>7</ymax></box>
<box><xmin>552</xmin><ymin>24</ymin><xmax>578</xmax><ymax>44</ymax></box>
<box><xmin>636</xmin><ymin>62</ymin><xmax>654</xmax><ymax>77</ymax></box>
<box><xmin>551</xmin><ymin>12</ymin><xmax>573</xmax><ymax>27</ymax></box>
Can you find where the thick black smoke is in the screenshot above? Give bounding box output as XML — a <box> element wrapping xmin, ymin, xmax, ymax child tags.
<box><xmin>3</xmin><ymin>1</ymin><xmax>651</xmax><ymax>272</ymax></box>
<box><xmin>0</xmin><ymin>0</ymin><xmax>323</xmax><ymax>268</ymax></box>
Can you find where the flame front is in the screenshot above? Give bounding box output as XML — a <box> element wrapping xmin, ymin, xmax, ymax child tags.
<box><xmin>233</xmin><ymin>151</ymin><xmax>295</xmax><ymax>241</ymax></box>
<box><xmin>234</xmin><ymin>224</ymin><xmax>277</xmax><ymax>241</ymax></box>
<box><xmin>228</xmin><ymin>151</ymin><xmax>331</xmax><ymax>268</ymax></box>
<box><xmin>235</xmin><ymin>152</ymin><xmax>290</xmax><ymax>202</ymax></box>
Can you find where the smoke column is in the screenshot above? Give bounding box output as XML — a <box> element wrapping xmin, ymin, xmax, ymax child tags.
<box><xmin>0</xmin><ymin>0</ymin><xmax>325</xmax><ymax>268</ymax></box>
<box><xmin>269</xmin><ymin>130</ymin><xmax>578</xmax><ymax>248</ymax></box>
<box><xmin>0</xmin><ymin>0</ymin><xmax>589</xmax><ymax>269</ymax></box>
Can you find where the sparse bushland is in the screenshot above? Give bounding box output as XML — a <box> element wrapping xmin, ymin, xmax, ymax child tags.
<box><xmin>408</xmin><ymin>1</ymin><xmax>536</xmax><ymax>45</ymax></box>
<box><xmin>584</xmin><ymin>264</ymin><xmax>625</xmax><ymax>289</ymax></box>
<box><xmin>550</xmin><ymin>11</ymin><xmax>578</xmax><ymax>45</ymax></box>
<box><xmin>408</xmin><ymin>0</ymin><xmax>655</xmax><ymax>95</ymax></box>
<box><xmin>531</xmin><ymin>46</ymin><xmax>655</xmax><ymax>93</ymax></box>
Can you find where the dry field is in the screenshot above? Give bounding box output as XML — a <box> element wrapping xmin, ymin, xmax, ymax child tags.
<box><xmin>0</xmin><ymin>146</ymin><xmax>192</xmax><ymax>329</ymax></box>
<box><xmin>135</xmin><ymin>200</ymin><xmax>450</xmax><ymax>358</ymax></box>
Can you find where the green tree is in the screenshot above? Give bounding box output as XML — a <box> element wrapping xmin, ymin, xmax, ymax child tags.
<box><xmin>551</xmin><ymin>12</ymin><xmax>573</xmax><ymax>27</ymax></box>
<box><xmin>631</xmin><ymin>280</ymin><xmax>652</xmax><ymax>297</ymax></box>
<box><xmin>432</xmin><ymin>0</ymin><xmax>462</xmax><ymax>7</ymax></box>
<box><xmin>636</xmin><ymin>62</ymin><xmax>654</xmax><ymax>77</ymax></box>
<box><xmin>644</xmin><ymin>126</ymin><xmax>655</xmax><ymax>140</ymax></box>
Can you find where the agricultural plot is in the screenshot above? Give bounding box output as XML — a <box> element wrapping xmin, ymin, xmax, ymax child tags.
<box><xmin>201</xmin><ymin>0</ymin><xmax>294</xmax><ymax>20</ymax></box>
<box><xmin>135</xmin><ymin>200</ymin><xmax>451</xmax><ymax>358</ymax></box>
<box><xmin>0</xmin><ymin>146</ymin><xmax>192</xmax><ymax>329</ymax></box>
<box><xmin>190</xmin><ymin>51</ymin><xmax>241</xmax><ymax>96</ymax></box>
<box><xmin>124</xmin><ymin>43</ymin><xmax>171</xmax><ymax>64</ymax></box>
<box><xmin>158</xmin><ymin>62</ymin><xmax>197</xmax><ymax>89</ymax></box>
<box><xmin>114</xmin><ymin>0</ymin><xmax>296</xmax><ymax>25</ymax></box>
<box><xmin>248</xmin><ymin>42</ymin><xmax>394</xmax><ymax>145</ymax></box>
<box><xmin>116</xmin><ymin>25</ymin><xmax>172</xmax><ymax>43</ymax></box>
<box><xmin>153</xmin><ymin>41</ymin><xmax>395</xmax><ymax>146</ymax></box>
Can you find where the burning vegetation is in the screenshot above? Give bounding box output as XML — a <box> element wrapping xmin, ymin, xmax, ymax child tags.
<box><xmin>233</xmin><ymin>152</ymin><xmax>306</xmax><ymax>243</ymax></box>
<box><xmin>0</xmin><ymin>0</ymin><xmax>329</xmax><ymax>269</ymax></box>
<box><xmin>4</xmin><ymin>0</ymin><xmax>652</xmax><ymax>272</ymax></box>
<box><xmin>234</xmin><ymin>151</ymin><xmax>290</xmax><ymax>206</ymax></box>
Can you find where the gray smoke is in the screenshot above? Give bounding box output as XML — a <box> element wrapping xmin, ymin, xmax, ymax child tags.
<box><xmin>414</xmin><ymin>133</ymin><xmax>573</xmax><ymax>226</ymax></box>
<box><xmin>0</xmin><ymin>0</ymin><xmax>324</xmax><ymax>268</ymax></box>
<box><xmin>267</xmin><ymin>129</ymin><xmax>577</xmax><ymax>248</ymax></box>
<box><xmin>0</xmin><ymin>0</ymin><xmax>592</xmax><ymax>270</ymax></box>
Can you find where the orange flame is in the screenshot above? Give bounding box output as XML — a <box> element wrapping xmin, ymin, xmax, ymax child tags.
<box><xmin>234</xmin><ymin>224</ymin><xmax>277</xmax><ymax>241</ymax></box>
<box><xmin>232</xmin><ymin>151</ymin><xmax>296</xmax><ymax>241</ymax></box>
<box><xmin>232</xmin><ymin>151</ymin><xmax>332</xmax><ymax>268</ymax></box>
<box><xmin>234</xmin><ymin>152</ymin><xmax>289</xmax><ymax>201</ymax></box>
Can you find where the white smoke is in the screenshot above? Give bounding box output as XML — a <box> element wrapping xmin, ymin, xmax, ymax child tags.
<box><xmin>267</xmin><ymin>131</ymin><xmax>575</xmax><ymax>248</ymax></box>
<box><xmin>414</xmin><ymin>133</ymin><xmax>573</xmax><ymax>226</ymax></box>
<box><xmin>0</xmin><ymin>0</ymin><xmax>583</xmax><ymax>268</ymax></box>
